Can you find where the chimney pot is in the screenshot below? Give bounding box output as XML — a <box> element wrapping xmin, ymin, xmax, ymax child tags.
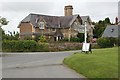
<box><xmin>64</xmin><ymin>5</ymin><xmax>73</xmax><ymax>16</ymax></box>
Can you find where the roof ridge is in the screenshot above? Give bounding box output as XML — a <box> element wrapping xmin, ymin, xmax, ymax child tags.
<box><xmin>30</xmin><ymin>13</ymin><xmax>79</xmax><ymax>17</ymax></box>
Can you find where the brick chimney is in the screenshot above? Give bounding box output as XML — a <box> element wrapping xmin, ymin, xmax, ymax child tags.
<box><xmin>64</xmin><ymin>5</ymin><xmax>73</xmax><ymax>16</ymax></box>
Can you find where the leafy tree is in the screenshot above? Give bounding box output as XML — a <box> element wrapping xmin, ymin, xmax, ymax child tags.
<box><xmin>0</xmin><ymin>17</ymin><xmax>9</xmax><ymax>40</ymax></box>
<box><xmin>0</xmin><ymin>16</ymin><xmax>9</xmax><ymax>27</ymax></box>
<box><xmin>104</xmin><ymin>17</ymin><xmax>111</xmax><ymax>24</ymax></box>
<box><xmin>2</xmin><ymin>31</ymin><xmax>19</xmax><ymax>40</ymax></box>
<box><xmin>93</xmin><ymin>17</ymin><xmax>111</xmax><ymax>38</ymax></box>
<box><xmin>0</xmin><ymin>17</ymin><xmax>19</xmax><ymax>40</ymax></box>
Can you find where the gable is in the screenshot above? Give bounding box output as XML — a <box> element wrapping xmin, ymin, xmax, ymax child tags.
<box><xmin>81</xmin><ymin>16</ymin><xmax>92</xmax><ymax>24</ymax></box>
<box><xmin>19</xmin><ymin>22</ymin><xmax>34</xmax><ymax>33</ymax></box>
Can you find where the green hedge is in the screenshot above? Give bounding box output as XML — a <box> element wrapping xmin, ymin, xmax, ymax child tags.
<box><xmin>2</xmin><ymin>40</ymin><xmax>100</xmax><ymax>52</ymax></box>
<box><xmin>97</xmin><ymin>37</ymin><xmax>119</xmax><ymax>48</ymax></box>
<box><xmin>2</xmin><ymin>40</ymin><xmax>49</xmax><ymax>52</ymax></box>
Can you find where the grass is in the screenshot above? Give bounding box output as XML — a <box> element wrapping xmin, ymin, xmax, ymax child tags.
<box><xmin>63</xmin><ymin>47</ymin><xmax>118</xmax><ymax>79</ymax></box>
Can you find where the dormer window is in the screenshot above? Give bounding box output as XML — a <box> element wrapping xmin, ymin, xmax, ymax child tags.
<box><xmin>38</xmin><ymin>22</ymin><xmax>44</xmax><ymax>29</ymax></box>
<box><xmin>111</xmin><ymin>28</ymin><xmax>114</xmax><ymax>32</ymax></box>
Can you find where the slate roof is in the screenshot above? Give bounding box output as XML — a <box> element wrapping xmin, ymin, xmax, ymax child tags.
<box><xmin>81</xmin><ymin>16</ymin><xmax>92</xmax><ymax>24</ymax></box>
<box><xmin>102</xmin><ymin>25</ymin><xmax>120</xmax><ymax>38</ymax></box>
<box><xmin>20</xmin><ymin>13</ymin><xmax>82</xmax><ymax>29</ymax></box>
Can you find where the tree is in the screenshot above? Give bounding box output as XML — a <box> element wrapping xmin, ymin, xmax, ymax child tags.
<box><xmin>93</xmin><ymin>17</ymin><xmax>111</xmax><ymax>38</ymax></box>
<box><xmin>0</xmin><ymin>16</ymin><xmax>9</xmax><ymax>27</ymax></box>
<box><xmin>0</xmin><ymin>17</ymin><xmax>20</xmax><ymax>40</ymax></box>
<box><xmin>104</xmin><ymin>17</ymin><xmax>111</xmax><ymax>24</ymax></box>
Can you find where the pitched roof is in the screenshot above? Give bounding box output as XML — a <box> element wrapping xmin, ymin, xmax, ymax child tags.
<box><xmin>20</xmin><ymin>13</ymin><xmax>81</xmax><ymax>28</ymax></box>
<box><xmin>81</xmin><ymin>16</ymin><xmax>92</xmax><ymax>24</ymax></box>
<box><xmin>102</xmin><ymin>25</ymin><xmax>120</xmax><ymax>38</ymax></box>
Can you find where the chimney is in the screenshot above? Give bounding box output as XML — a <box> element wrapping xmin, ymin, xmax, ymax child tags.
<box><xmin>64</xmin><ymin>5</ymin><xmax>73</xmax><ymax>16</ymax></box>
<box><xmin>115</xmin><ymin>17</ymin><xmax>118</xmax><ymax>25</ymax></box>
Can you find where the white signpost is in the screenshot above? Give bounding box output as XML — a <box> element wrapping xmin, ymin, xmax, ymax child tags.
<box><xmin>82</xmin><ymin>43</ymin><xmax>90</xmax><ymax>52</ymax></box>
<box><xmin>82</xmin><ymin>21</ymin><xmax>90</xmax><ymax>52</ymax></box>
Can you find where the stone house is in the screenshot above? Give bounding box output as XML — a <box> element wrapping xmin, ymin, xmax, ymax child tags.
<box><xmin>18</xmin><ymin>5</ymin><xmax>93</xmax><ymax>41</ymax></box>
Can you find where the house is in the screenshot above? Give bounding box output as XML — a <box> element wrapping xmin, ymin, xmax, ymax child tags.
<box><xmin>102</xmin><ymin>25</ymin><xmax>120</xmax><ymax>38</ymax></box>
<box><xmin>18</xmin><ymin>5</ymin><xmax>93</xmax><ymax>41</ymax></box>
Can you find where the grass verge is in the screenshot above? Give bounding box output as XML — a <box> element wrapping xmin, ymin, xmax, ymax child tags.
<box><xmin>63</xmin><ymin>47</ymin><xmax>118</xmax><ymax>79</ymax></box>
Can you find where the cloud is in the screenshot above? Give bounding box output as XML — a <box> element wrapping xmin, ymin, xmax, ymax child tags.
<box><xmin>0</xmin><ymin>1</ymin><xmax>118</xmax><ymax>33</ymax></box>
<box><xmin>1</xmin><ymin>2</ymin><xmax>55</xmax><ymax>13</ymax></box>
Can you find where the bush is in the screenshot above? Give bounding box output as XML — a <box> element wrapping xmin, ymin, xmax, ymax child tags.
<box><xmin>97</xmin><ymin>37</ymin><xmax>116</xmax><ymax>48</ymax></box>
<box><xmin>2</xmin><ymin>40</ymin><xmax>49</xmax><ymax>52</ymax></box>
<box><xmin>114</xmin><ymin>38</ymin><xmax>120</xmax><ymax>46</ymax></box>
<box><xmin>118</xmin><ymin>38</ymin><xmax>120</xmax><ymax>46</ymax></box>
<box><xmin>77</xmin><ymin>33</ymin><xmax>84</xmax><ymax>42</ymax></box>
<box><xmin>38</xmin><ymin>36</ymin><xmax>47</xmax><ymax>43</ymax></box>
<box><xmin>37</xmin><ymin>43</ymin><xmax>49</xmax><ymax>52</ymax></box>
<box><xmin>24</xmin><ymin>36</ymin><xmax>32</xmax><ymax>40</ymax></box>
<box><xmin>70</xmin><ymin>37</ymin><xmax>80</xmax><ymax>42</ymax></box>
<box><xmin>34</xmin><ymin>35</ymin><xmax>41</xmax><ymax>42</ymax></box>
<box><xmin>60</xmin><ymin>37</ymin><xmax>69</xmax><ymax>42</ymax></box>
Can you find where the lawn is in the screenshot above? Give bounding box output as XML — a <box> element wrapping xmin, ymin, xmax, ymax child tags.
<box><xmin>63</xmin><ymin>47</ymin><xmax>118</xmax><ymax>79</ymax></box>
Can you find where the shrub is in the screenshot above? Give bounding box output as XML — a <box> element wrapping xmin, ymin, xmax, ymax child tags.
<box><xmin>114</xmin><ymin>38</ymin><xmax>120</xmax><ymax>46</ymax></box>
<box><xmin>77</xmin><ymin>33</ymin><xmax>84</xmax><ymax>42</ymax></box>
<box><xmin>118</xmin><ymin>38</ymin><xmax>120</xmax><ymax>46</ymax></box>
<box><xmin>70</xmin><ymin>37</ymin><xmax>80</xmax><ymax>42</ymax></box>
<box><xmin>60</xmin><ymin>37</ymin><xmax>69</xmax><ymax>42</ymax></box>
<box><xmin>37</xmin><ymin>43</ymin><xmax>49</xmax><ymax>52</ymax></box>
<box><xmin>97</xmin><ymin>37</ymin><xmax>115</xmax><ymax>48</ymax></box>
<box><xmin>24</xmin><ymin>36</ymin><xmax>32</xmax><ymax>40</ymax></box>
<box><xmin>2</xmin><ymin>40</ymin><xmax>49</xmax><ymax>52</ymax></box>
<box><xmin>39</xmin><ymin>36</ymin><xmax>47</xmax><ymax>43</ymax></box>
<box><xmin>34</xmin><ymin>35</ymin><xmax>41</xmax><ymax>42</ymax></box>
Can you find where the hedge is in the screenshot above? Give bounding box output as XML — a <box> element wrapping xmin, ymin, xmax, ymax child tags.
<box><xmin>2</xmin><ymin>40</ymin><xmax>100</xmax><ymax>52</ymax></box>
<box><xmin>97</xmin><ymin>37</ymin><xmax>119</xmax><ymax>48</ymax></box>
<box><xmin>2</xmin><ymin>40</ymin><xmax>49</xmax><ymax>52</ymax></box>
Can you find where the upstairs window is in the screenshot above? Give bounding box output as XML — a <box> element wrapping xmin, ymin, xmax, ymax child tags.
<box><xmin>52</xmin><ymin>28</ymin><xmax>56</xmax><ymax>32</ymax></box>
<box><xmin>38</xmin><ymin>22</ymin><xmax>44</xmax><ymax>29</ymax></box>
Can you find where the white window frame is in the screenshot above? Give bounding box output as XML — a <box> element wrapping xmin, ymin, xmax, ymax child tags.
<box><xmin>39</xmin><ymin>22</ymin><xmax>44</xmax><ymax>29</ymax></box>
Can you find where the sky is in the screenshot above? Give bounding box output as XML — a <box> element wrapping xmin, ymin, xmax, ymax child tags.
<box><xmin>0</xmin><ymin>0</ymin><xmax>119</xmax><ymax>34</ymax></box>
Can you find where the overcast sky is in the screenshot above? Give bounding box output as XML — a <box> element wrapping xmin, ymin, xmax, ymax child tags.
<box><xmin>0</xmin><ymin>0</ymin><xmax>119</xmax><ymax>34</ymax></box>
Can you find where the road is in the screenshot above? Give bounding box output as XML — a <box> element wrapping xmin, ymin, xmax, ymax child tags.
<box><xmin>2</xmin><ymin>50</ymin><xmax>86</xmax><ymax>78</ymax></box>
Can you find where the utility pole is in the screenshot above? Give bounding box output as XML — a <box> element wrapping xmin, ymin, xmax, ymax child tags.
<box><xmin>84</xmin><ymin>21</ymin><xmax>87</xmax><ymax>43</ymax></box>
<box><xmin>82</xmin><ymin>21</ymin><xmax>91</xmax><ymax>53</ymax></box>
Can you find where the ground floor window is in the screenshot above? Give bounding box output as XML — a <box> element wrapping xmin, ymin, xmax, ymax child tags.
<box><xmin>54</xmin><ymin>36</ymin><xmax>63</xmax><ymax>41</ymax></box>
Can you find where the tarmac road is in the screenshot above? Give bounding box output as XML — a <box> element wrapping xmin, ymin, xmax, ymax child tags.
<box><xmin>2</xmin><ymin>50</ymin><xmax>86</xmax><ymax>78</ymax></box>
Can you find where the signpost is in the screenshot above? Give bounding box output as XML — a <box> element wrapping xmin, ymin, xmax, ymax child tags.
<box><xmin>82</xmin><ymin>21</ymin><xmax>90</xmax><ymax>53</ymax></box>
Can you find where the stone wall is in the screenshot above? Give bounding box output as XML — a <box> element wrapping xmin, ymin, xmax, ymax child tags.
<box><xmin>48</xmin><ymin>42</ymin><xmax>99</xmax><ymax>52</ymax></box>
<box><xmin>48</xmin><ymin>42</ymin><xmax>83</xmax><ymax>52</ymax></box>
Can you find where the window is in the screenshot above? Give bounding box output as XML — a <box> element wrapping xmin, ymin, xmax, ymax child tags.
<box><xmin>111</xmin><ymin>28</ymin><xmax>114</xmax><ymax>32</ymax></box>
<box><xmin>52</xmin><ymin>28</ymin><xmax>56</xmax><ymax>32</ymax></box>
<box><xmin>39</xmin><ymin>22</ymin><xmax>44</xmax><ymax>29</ymax></box>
